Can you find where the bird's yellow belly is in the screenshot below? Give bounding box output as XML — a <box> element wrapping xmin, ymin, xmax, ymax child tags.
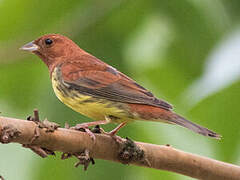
<box><xmin>51</xmin><ymin>70</ymin><xmax>134</xmax><ymax>123</ymax></box>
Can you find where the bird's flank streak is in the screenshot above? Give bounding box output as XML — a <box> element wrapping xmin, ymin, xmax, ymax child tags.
<box><xmin>51</xmin><ymin>66</ymin><xmax>134</xmax><ymax>123</ymax></box>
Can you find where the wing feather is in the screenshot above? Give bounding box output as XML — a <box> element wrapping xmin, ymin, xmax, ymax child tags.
<box><xmin>59</xmin><ymin>56</ymin><xmax>172</xmax><ymax>110</ymax></box>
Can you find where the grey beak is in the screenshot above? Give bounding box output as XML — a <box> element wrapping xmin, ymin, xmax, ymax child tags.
<box><xmin>19</xmin><ymin>41</ymin><xmax>39</xmax><ymax>52</ymax></box>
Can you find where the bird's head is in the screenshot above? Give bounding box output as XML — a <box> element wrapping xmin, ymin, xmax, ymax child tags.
<box><xmin>20</xmin><ymin>34</ymin><xmax>83</xmax><ymax>70</ymax></box>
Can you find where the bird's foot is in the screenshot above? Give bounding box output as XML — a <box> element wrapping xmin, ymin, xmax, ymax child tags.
<box><xmin>71</xmin><ymin>120</ymin><xmax>108</xmax><ymax>141</ymax></box>
<box><xmin>61</xmin><ymin>149</ymin><xmax>95</xmax><ymax>171</ymax></box>
<box><xmin>100</xmin><ymin>128</ymin><xmax>124</xmax><ymax>144</ymax></box>
<box><xmin>91</xmin><ymin>125</ymin><xmax>102</xmax><ymax>134</ymax></box>
<box><xmin>100</xmin><ymin>122</ymin><xmax>127</xmax><ymax>143</ymax></box>
<box><xmin>71</xmin><ymin>123</ymin><xmax>96</xmax><ymax>141</ymax></box>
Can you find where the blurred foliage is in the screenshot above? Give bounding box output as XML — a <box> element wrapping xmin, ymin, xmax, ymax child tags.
<box><xmin>0</xmin><ymin>0</ymin><xmax>240</xmax><ymax>179</ymax></box>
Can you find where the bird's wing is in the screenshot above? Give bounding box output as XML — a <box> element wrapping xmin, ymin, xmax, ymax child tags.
<box><xmin>59</xmin><ymin>57</ymin><xmax>172</xmax><ymax>110</ymax></box>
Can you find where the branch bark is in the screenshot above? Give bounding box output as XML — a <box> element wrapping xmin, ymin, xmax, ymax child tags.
<box><xmin>0</xmin><ymin>115</ymin><xmax>240</xmax><ymax>180</ymax></box>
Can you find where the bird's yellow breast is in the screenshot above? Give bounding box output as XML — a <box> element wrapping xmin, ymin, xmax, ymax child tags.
<box><xmin>51</xmin><ymin>67</ymin><xmax>135</xmax><ymax>123</ymax></box>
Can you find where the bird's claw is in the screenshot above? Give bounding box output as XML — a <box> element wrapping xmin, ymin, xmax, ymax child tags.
<box><xmin>71</xmin><ymin>124</ymin><xmax>96</xmax><ymax>141</ymax></box>
<box><xmin>100</xmin><ymin>122</ymin><xmax>126</xmax><ymax>143</ymax></box>
<box><xmin>91</xmin><ymin>125</ymin><xmax>101</xmax><ymax>134</ymax></box>
<box><xmin>100</xmin><ymin>129</ymin><xmax>124</xmax><ymax>144</ymax></box>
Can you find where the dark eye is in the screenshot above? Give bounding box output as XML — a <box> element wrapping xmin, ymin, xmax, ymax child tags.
<box><xmin>45</xmin><ymin>38</ymin><xmax>53</xmax><ymax>45</ymax></box>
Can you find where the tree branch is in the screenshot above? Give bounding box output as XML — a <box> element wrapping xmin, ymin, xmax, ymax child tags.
<box><xmin>0</xmin><ymin>115</ymin><xmax>240</xmax><ymax>180</ymax></box>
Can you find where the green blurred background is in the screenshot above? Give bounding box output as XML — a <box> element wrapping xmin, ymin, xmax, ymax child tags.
<box><xmin>0</xmin><ymin>0</ymin><xmax>240</xmax><ymax>179</ymax></box>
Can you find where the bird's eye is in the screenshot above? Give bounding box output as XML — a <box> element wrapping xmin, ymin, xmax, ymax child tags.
<box><xmin>45</xmin><ymin>38</ymin><xmax>53</xmax><ymax>45</ymax></box>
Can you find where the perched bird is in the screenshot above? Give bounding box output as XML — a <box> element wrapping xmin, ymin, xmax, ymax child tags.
<box><xmin>20</xmin><ymin>34</ymin><xmax>221</xmax><ymax>139</ymax></box>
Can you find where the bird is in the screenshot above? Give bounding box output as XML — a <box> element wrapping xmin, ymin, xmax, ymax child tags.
<box><xmin>20</xmin><ymin>34</ymin><xmax>221</xmax><ymax>140</ymax></box>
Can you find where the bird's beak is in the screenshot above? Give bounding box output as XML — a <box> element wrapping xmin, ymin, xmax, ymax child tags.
<box><xmin>19</xmin><ymin>41</ymin><xmax>39</xmax><ymax>52</ymax></box>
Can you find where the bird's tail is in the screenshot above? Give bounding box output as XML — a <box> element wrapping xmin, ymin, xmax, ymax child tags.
<box><xmin>128</xmin><ymin>104</ymin><xmax>221</xmax><ymax>139</ymax></box>
<box><xmin>166</xmin><ymin>112</ymin><xmax>221</xmax><ymax>139</ymax></box>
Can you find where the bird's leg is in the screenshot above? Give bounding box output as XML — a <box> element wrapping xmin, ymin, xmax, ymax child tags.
<box><xmin>101</xmin><ymin>121</ymin><xmax>127</xmax><ymax>143</ymax></box>
<box><xmin>72</xmin><ymin>117</ymin><xmax>127</xmax><ymax>142</ymax></box>
<box><xmin>109</xmin><ymin>122</ymin><xmax>127</xmax><ymax>136</ymax></box>
<box><xmin>72</xmin><ymin>120</ymin><xmax>109</xmax><ymax>141</ymax></box>
<box><xmin>74</xmin><ymin>120</ymin><xmax>109</xmax><ymax>129</ymax></box>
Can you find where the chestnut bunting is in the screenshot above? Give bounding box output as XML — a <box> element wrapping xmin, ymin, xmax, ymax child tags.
<box><xmin>20</xmin><ymin>34</ymin><xmax>220</xmax><ymax>139</ymax></box>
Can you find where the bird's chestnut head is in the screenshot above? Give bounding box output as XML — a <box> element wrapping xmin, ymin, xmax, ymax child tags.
<box><xmin>20</xmin><ymin>34</ymin><xmax>82</xmax><ymax>69</ymax></box>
